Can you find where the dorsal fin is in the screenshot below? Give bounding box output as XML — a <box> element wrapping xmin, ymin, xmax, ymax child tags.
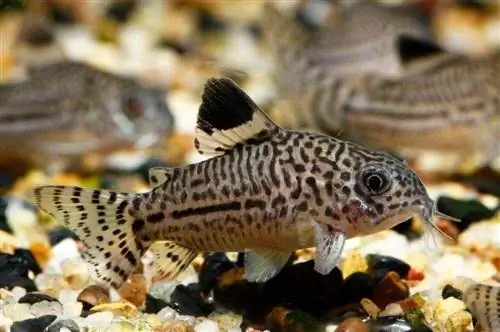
<box><xmin>148</xmin><ymin>167</ymin><xmax>174</xmax><ymax>187</ymax></box>
<box><xmin>193</xmin><ymin>77</ymin><xmax>280</xmax><ymax>156</ymax></box>
<box><xmin>397</xmin><ymin>35</ymin><xmax>444</xmax><ymax>64</ymax></box>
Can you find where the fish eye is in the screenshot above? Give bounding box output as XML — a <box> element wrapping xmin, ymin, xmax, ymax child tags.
<box><xmin>360</xmin><ymin>168</ymin><xmax>391</xmax><ymax>195</ymax></box>
<box><xmin>123</xmin><ymin>95</ymin><xmax>144</xmax><ymax>119</ymax></box>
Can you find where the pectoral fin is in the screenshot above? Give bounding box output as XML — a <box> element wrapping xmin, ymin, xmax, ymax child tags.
<box><xmin>244</xmin><ymin>249</ymin><xmax>291</xmax><ymax>283</ymax></box>
<box><xmin>313</xmin><ymin>223</ymin><xmax>345</xmax><ymax>275</ymax></box>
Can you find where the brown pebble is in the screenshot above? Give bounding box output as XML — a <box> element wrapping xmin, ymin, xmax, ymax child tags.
<box><xmin>77</xmin><ymin>284</ymin><xmax>110</xmax><ymax>307</ymax></box>
<box><xmin>372</xmin><ymin>272</ymin><xmax>409</xmax><ymax>309</ymax></box>
<box><xmin>336</xmin><ymin>317</ymin><xmax>368</xmax><ymax>332</ymax></box>
<box><xmin>153</xmin><ymin>320</ymin><xmax>194</xmax><ymax>332</ymax></box>
<box><xmin>117</xmin><ymin>274</ymin><xmax>147</xmax><ymax>308</ymax></box>
<box><xmin>265</xmin><ymin>306</ymin><xmax>290</xmax><ymax>329</ymax></box>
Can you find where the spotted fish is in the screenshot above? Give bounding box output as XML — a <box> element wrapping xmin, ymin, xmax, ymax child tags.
<box><xmin>34</xmin><ymin>77</ymin><xmax>452</xmax><ymax>289</ymax></box>
<box><xmin>0</xmin><ymin>61</ymin><xmax>174</xmax><ymax>170</ymax></box>
<box><xmin>273</xmin><ymin>51</ymin><xmax>500</xmax><ymax>161</ymax></box>
<box><xmin>464</xmin><ymin>281</ymin><xmax>500</xmax><ymax>331</ymax></box>
<box><xmin>261</xmin><ymin>1</ymin><xmax>436</xmax><ymax>97</ymax></box>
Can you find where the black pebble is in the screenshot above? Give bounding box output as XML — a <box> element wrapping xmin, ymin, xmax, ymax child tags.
<box><xmin>0</xmin><ymin>173</ymin><xmax>16</xmax><ymax>191</ymax></box>
<box><xmin>0</xmin><ymin>249</ymin><xmax>41</xmax><ymax>291</ymax></box>
<box><xmin>45</xmin><ymin>319</ymin><xmax>80</xmax><ymax>332</ymax></box>
<box><xmin>366</xmin><ymin>316</ymin><xmax>414</xmax><ymax>332</ymax></box>
<box><xmin>366</xmin><ymin>254</ymin><xmax>411</xmax><ymax>281</ymax></box>
<box><xmin>261</xmin><ymin>261</ymin><xmax>344</xmax><ymax>316</ymax></box>
<box><xmin>169</xmin><ymin>283</ymin><xmax>214</xmax><ymax>317</ymax></box>
<box><xmin>48</xmin><ymin>227</ymin><xmax>80</xmax><ymax>246</ymax></box>
<box><xmin>340</xmin><ymin>272</ymin><xmax>375</xmax><ymax>305</ymax></box>
<box><xmin>0</xmin><ymin>0</ymin><xmax>25</xmax><ymax>12</ymax></box>
<box><xmin>442</xmin><ymin>284</ymin><xmax>463</xmax><ymax>300</ymax></box>
<box><xmin>391</xmin><ymin>218</ymin><xmax>420</xmax><ymax>240</ymax></box>
<box><xmin>106</xmin><ymin>1</ymin><xmax>137</xmax><ymax>23</ymax></box>
<box><xmin>18</xmin><ymin>292</ymin><xmax>59</xmax><ymax>305</ymax></box>
<box><xmin>436</xmin><ymin>196</ymin><xmax>497</xmax><ymax>231</ymax></box>
<box><xmin>144</xmin><ymin>293</ymin><xmax>169</xmax><ymax>314</ymax></box>
<box><xmin>11</xmin><ymin>315</ymin><xmax>57</xmax><ymax>332</ymax></box>
<box><xmin>0</xmin><ymin>197</ymin><xmax>13</xmax><ymax>234</ymax></box>
<box><xmin>199</xmin><ymin>253</ymin><xmax>237</xmax><ymax>296</ymax></box>
<box><xmin>197</xmin><ymin>10</ymin><xmax>228</xmax><ymax>33</ymax></box>
<box><xmin>214</xmin><ymin>260</ymin><xmax>344</xmax><ymax>325</ymax></box>
<box><xmin>78</xmin><ymin>300</ymin><xmax>93</xmax><ymax>318</ymax></box>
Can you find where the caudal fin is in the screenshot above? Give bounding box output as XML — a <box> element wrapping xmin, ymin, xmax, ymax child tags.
<box><xmin>34</xmin><ymin>185</ymin><xmax>148</xmax><ymax>289</ymax></box>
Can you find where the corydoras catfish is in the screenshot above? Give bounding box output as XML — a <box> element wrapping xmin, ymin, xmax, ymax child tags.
<box><xmin>261</xmin><ymin>1</ymin><xmax>437</xmax><ymax>97</ymax></box>
<box><xmin>0</xmin><ymin>61</ymin><xmax>174</xmax><ymax>170</ymax></box>
<box><xmin>272</xmin><ymin>51</ymin><xmax>500</xmax><ymax>163</ymax></box>
<box><xmin>34</xmin><ymin>77</ymin><xmax>452</xmax><ymax>289</ymax></box>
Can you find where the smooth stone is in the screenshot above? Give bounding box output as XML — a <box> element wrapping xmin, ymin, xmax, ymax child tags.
<box><xmin>261</xmin><ymin>261</ymin><xmax>344</xmax><ymax>317</ymax></box>
<box><xmin>144</xmin><ymin>294</ymin><xmax>169</xmax><ymax>314</ymax></box>
<box><xmin>18</xmin><ymin>292</ymin><xmax>59</xmax><ymax>305</ymax></box>
<box><xmin>31</xmin><ymin>301</ymin><xmax>62</xmax><ymax>317</ymax></box>
<box><xmin>48</xmin><ymin>227</ymin><xmax>80</xmax><ymax>247</ymax></box>
<box><xmin>3</xmin><ymin>302</ymin><xmax>33</xmax><ymax>321</ymax></box>
<box><xmin>371</xmin><ymin>272</ymin><xmax>409</xmax><ymax>309</ymax></box>
<box><xmin>198</xmin><ymin>253</ymin><xmax>237</xmax><ymax>296</ymax></box>
<box><xmin>366</xmin><ymin>254</ymin><xmax>411</xmax><ymax>281</ymax></box>
<box><xmin>105</xmin><ymin>0</ymin><xmax>136</xmax><ymax>23</ymax></box>
<box><xmin>62</xmin><ymin>301</ymin><xmax>83</xmax><ymax>318</ymax></box>
<box><xmin>169</xmin><ymin>283</ymin><xmax>214</xmax><ymax>317</ymax></box>
<box><xmin>83</xmin><ymin>311</ymin><xmax>114</xmax><ymax>328</ymax></box>
<box><xmin>436</xmin><ymin>197</ymin><xmax>496</xmax><ymax>231</ymax></box>
<box><xmin>117</xmin><ymin>274</ymin><xmax>147</xmax><ymax>308</ymax></box>
<box><xmin>0</xmin><ymin>196</ymin><xmax>14</xmax><ymax>233</ymax></box>
<box><xmin>148</xmin><ymin>280</ymin><xmax>181</xmax><ymax>303</ymax></box>
<box><xmin>46</xmin><ymin>319</ymin><xmax>80</xmax><ymax>332</ymax></box>
<box><xmin>11</xmin><ymin>315</ymin><xmax>57</xmax><ymax>332</ymax></box>
<box><xmin>442</xmin><ymin>284</ymin><xmax>463</xmax><ymax>300</ymax></box>
<box><xmin>336</xmin><ymin>317</ymin><xmax>368</xmax><ymax>332</ymax></box>
<box><xmin>194</xmin><ymin>318</ymin><xmax>220</xmax><ymax>332</ymax></box>
<box><xmin>365</xmin><ymin>316</ymin><xmax>414</xmax><ymax>332</ymax></box>
<box><xmin>391</xmin><ymin>219</ymin><xmax>421</xmax><ymax>241</ymax></box>
<box><xmin>0</xmin><ymin>249</ymin><xmax>40</xmax><ymax>291</ymax></box>
<box><xmin>77</xmin><ymin>285</ymin><xmax>110</xmax><ymax>307</ymax></box>
<box><xmin>340</xmin><ymin>272</ymin><xmax>375</xmax><ymax>306</ymax></box>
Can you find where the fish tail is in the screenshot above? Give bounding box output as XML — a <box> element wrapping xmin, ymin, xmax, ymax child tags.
<box><xmin>34</xmin><ymin>185</ymin><xmax>148</xmax><ymax>289</ymax></box>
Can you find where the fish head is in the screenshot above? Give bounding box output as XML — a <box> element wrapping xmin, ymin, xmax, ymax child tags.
<box><xmin>335</xmin><ymin>148</ymin><xmax>434</xmax><ymax>237</ymax></box>
<box><xmin>109</xmin><ymin>82</ymin><xmax>175</xmax><ymax>148</ymax></box>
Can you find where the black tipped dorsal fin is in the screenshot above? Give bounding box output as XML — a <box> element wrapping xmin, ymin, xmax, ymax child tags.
<box><xmin>194</xmin><ymin>77</ymin><xmax>280</xmax><ymax>156</ymax></box>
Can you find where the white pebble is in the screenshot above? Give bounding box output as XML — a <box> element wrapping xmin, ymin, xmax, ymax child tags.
<box><xmin>31</xmin><ymin>300</ymin><xmax>62</xmax><ymax>317</ymax></box>
<box><xmin>2</xmin><ymin>303</ymin><xmax>33</xmax><ymax>321</ymax></box>
<box><xmin>58</xmin><ymin>289</ymin><xmax>80</xmax><ymax>304</ymax></box>
<box><xmin>10</xmin><ymin>287</ymin><xmax>26</xmax><ymax>301</ymax></box>
<box><xmin>45</xmin><ymin>239</ymin><xmax>81</xmax><ymax>274</ymax></box>
<box><xmin>83</xmin><ymin>311</ymin><xmax>114</xmax><ymax>328</ymax></box>
<box><xmin>194</xmin><ymin>319</ymin><xmax>219</xmax><ymax>332</ymax></box>
<box><xmin>156</xmin><ymin>306</ymin><xmax>178</xmax><ymax>320</ymax></box>
<box><xmin>62</xmin><ymin>301</ymin><xmax>82</xmax><ymax>318</ymax></box>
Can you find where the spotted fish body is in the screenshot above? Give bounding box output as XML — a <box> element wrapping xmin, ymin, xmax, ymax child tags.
<box><xmin>261</xmin><ymin>2</ymin><xmax>434</xmax><ymax>97</ymax></box>
<box><xmin>0</xmin><ymin>61</ymin><xmax>174</xmax><ymax>169</ymax></box>
<box><xmin>34</xmin><ymin>77</ymin><xmax>438</xmax><ymax>289</ymax></box>
<box><xmin>274</xmin><ymin>51</ymin><xmax>500</xmax><ymax>160</ymax></box>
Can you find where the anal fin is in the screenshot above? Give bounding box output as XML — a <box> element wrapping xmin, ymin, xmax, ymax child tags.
<box><xmin>244</xmin><ymin>249</ymin><xmax>291</xmax><ymax>283</ymax></box>
<box><xmin>313</xmin><ymin>223</ymin><xmax>345</xmax><ymax>275</ymax></box>
<box><xmin>149</xmin><ymin>241</ymin><xmax>198</xmax><ymax>281</ymax></box>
